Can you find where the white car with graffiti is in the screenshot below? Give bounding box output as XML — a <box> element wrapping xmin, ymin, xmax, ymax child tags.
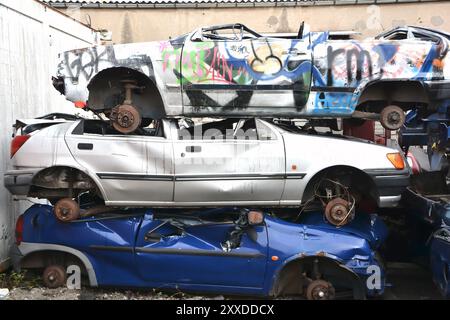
<box><xmin>52</xmin><ymin>23</ymin><xmax>450</xmax><ymax>133</ymax></box>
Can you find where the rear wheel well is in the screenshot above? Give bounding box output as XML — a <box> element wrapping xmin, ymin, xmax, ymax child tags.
<box><xmin>87</xmin><ymin>67</ymin><xmax>165</xmax><ymax>119</ymax></box>
<box><xmin>29</xmin><ymin>166</ymin><xmax>102</xmax><ymax>201</ymax></box>
<box><xmin>301</xmin><ymin>166</ymin><xmax>378</xmax><ymax>206</ymax></box>
<box><xmin>271</xmin><ymin>256</ymin><xmax>366</xmax><ymax>299</ymax></box>
<box><xmin>356</xmin><ymin>81</ymin><xmax>429</xmax><ymax>113</ymax></box>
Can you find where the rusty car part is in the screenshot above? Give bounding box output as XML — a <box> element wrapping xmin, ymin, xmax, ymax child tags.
<box><xmin>306</xmin><ymin>279</ymin><xmax>336</xmax><ymax>300</ymax></box>
<box><xmin>247</xmin><ymin>210</ymin><xmax>264</xmax><ymax>225</ymax></box>
<box><xmin>42</xmin><ymin>265</ymin><xmax>67</xmax><ymax>288</ymax></box>
<box><xmin>325</xmin><ymin>197</ymin><xmax>354</xmax><ymax>226</ymax></box>
<box><xmin>310</xmin><ymin>178</ymin><xmax>356</xmax><ymax>226</ymax></box>
<box><xmin>110</xmin><ymin>80</ymin><xmax>143</xmax><ymax>133</ymax></box>
<box><xmin>54</xmin><ymin>198</ymin><xmax>80</xmax><ymax>222</ymax></box>
<box><xmin>80</xmin><ymin>205</ymin><xmax>115</xmax><ymax>218</ymax></box>
<box><xmin>380</xmin><ymin>105</ymin><xmax>406</xmax><ymax>131</ymax></box>
<box><xmin>110</xmin><ymin>104</ymin><xmax>142</xmax><ymax>134</ymax></box>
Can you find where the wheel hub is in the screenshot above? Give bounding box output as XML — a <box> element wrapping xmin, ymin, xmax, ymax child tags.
<box><xmin>330</xmin><ymin>203</ymin><xmax>348</xmax><ymax>222</ymax></box>
<box><xmin>42</xmin><ymin>265</ymin><xmax>67</xmax><ymax>289</ymax></box>
<box><xmin>54</xmin><ymin>198</ymin><xmax>80</xmax><ymax>222</ymax></box>
<box><xmin>111</xmin><ymin>104</ymin><xmax>141</xmax><ymax>134</ymax></box>
<box><xmin>388</xmin><ymin>112</ymin><xmax>401</xmax><ymax>124</ymax></box>
<box><xmin>306</xmin><ymin>280</ymin><xmax>336</xmax><ymax>300</ymax></box>
<box><xmin>380</xmin><ymin>105</ymin><xmax>405</xmax><ymax>131</ymax></box>
<box><xmin>325</xmin><ymin>198</ymin><xmax>353</xmax><ymax>226</ymax></box>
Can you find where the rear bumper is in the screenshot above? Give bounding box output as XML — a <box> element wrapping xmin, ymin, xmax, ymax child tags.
<box><xmin>10</xmin><ymin>243</ymin><xmax>23</xmax><ymax>271</ymax></box>
<box><xmin>365</xmin><ymin>169</ymin><xmax>411</xmax><ymax>207</ymax></box>
<box><xmin>4</xmin><ymin>169</ymin><xmax>42</xmax><ymax>196</ymax></box>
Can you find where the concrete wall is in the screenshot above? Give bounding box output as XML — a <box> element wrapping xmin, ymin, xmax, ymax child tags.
<box><xmin>0</xmin><ymin>0</ymin><xmax>98</xmax><ymax>270</ymax></box>
<box><xmin>61</xmin><ymin>2</ymin><xmax>450</xmax><ymax>44</ymax></box>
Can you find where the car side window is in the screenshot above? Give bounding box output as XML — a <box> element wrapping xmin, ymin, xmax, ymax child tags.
<box><xmin>177</xmin><ymin>118</ymin><xmax>267</xmax><ymax>141</ymax></box>
<box><xmin>256</xmin><ymin>120</ymin><xmax>277</xmax><ymax>141</ymax></box>
<box><xmin>201</xmin><ymin>26</ymin><xmax>243</xmax><ymax>41</ymax></box>
<box><xmin>233</xmin><ymin>119</ymin><xmax>258</xmax><ymax>140</ymax></box>
<box><xmin>72</xmin><ymin>120</ymin><xmax>165</xmax><ymax>138</ymax></box>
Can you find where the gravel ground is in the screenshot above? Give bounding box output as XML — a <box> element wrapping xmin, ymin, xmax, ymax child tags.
<box><xmin>6</xmin><ymin>287</ymin><xmax>225</xmax><ymax>300</ymax></box>
<box><xmin>1</xmin><ymin>262</ymin><xmax>443</xmax><ymax>300</ymax></box>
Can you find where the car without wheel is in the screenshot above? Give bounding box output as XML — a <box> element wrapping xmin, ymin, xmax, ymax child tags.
<box><xmin>11</xmin><ymin>205</ymin><xmax>388</xmax><ymax>299</ymax></box>
<box><xmin>4</xmin><ymin>115</ymin><xmax>410</xmax><ymax>226</ymax></box>
<box><xmin>52</xmin><ymin>23</ymin><xmax>450</xmax><ymax>133</ymax></box>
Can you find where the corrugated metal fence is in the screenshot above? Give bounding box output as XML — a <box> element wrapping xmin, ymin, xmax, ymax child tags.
<box><xmin>0</xmin><ymin>0</ymin><xmax>98</xmax><ymax>270</ymax></box>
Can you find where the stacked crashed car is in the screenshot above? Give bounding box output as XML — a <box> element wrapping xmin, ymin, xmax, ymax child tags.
<box><xmin>12</xmin><ymin>205</ymin><xmax>388</xmax><ymax>299</ymax></box>
<box><xmin>5</xmin><ymin>115</ymin><xmax>410</xmax><ymax>226</ymax></box>
<box><xmin>52</xmin><ymin>23</ymin><xmax>450</xmax><ymax>133</ymax></box>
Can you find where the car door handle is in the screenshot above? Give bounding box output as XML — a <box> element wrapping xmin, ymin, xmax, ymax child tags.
<box><xmin>78</xmin><ymin>143</ymin><xmax>93</xmax><ymax>150</ymax></box>
<box><xmin>186</xmin><ymin>146</ymin><xmax>201</xmax><ymax>153</ymax></box>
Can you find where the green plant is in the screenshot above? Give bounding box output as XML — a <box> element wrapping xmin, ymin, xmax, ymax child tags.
<box><xmin>9</xmin><ymin>271</ymin><xmax>26</xmax><ymax>288</ymax></box>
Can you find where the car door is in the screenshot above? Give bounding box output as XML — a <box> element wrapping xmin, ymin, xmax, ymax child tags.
<box><xmin>134</xmin><ymin>211</ymin><xmax>268</xmax><ymax>288</ymax></box>
<box><xmin>65</xmin><ymin>120</ymin><xmax>174</xmax><ymax>204</ymax></box>
<box><xmin>173</xmin><ymin>118</ymin><xmax>285</xmax><ymax>205</ymax></box>
<box><xmin>180</xmin><ymin>24</ymin><xmax>312</xmax><ymax>113</ymax></box>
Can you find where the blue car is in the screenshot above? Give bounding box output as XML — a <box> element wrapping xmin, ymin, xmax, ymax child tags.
<box><xmin>12</xmin><ymin>204</ymin><xmax>387</xmax><ymax>300</ymax></box>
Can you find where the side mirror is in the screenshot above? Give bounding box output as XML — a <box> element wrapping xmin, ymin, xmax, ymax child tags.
<box><xmin>247</xmin><ymin>210</ymin><xmax>264</xmax><ymax>225</ymax></box>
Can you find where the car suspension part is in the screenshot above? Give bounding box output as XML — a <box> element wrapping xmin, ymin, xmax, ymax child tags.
<box><xmin>325</xmin><ymin>198</ymin><xmax>353</xmax><ymax>226</ymax></box>
<box><xmin>315</xmin><ymin>178</ymin><xmax>356</xmax><ymax>226</ymax></box>
<box><xmin>42</xmin><ymin>265</ymin><xmax>67</xmax><ymax>288</ymax></box>
<box><xmin>54</xmin><ymin>198</ymin><xmax>80</xmax><ymax>222</ymax></box>
<box><xmin>110</xmin><ymin>80</ymin><xmax>143</xmax><ymax>134</ymax></box>
<box><xmin>380</xmin><ymin>105</ymin><xmax>405</xmax><ymax>131</ymax></box>
<box><xmin>306</xmin><ymin>279</ymin><xmax>336</xmax><ymax>300</ymax></box>
<box><xmin>304</xmin><ymin>258</ymin><xmax>336</xmax><ymax>300</ymax></box>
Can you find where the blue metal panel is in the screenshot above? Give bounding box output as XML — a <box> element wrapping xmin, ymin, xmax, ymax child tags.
<box><xmin>430</xmin><ymin>227</ymin><xmax>450</xmax><ymax>298</ymax></box>
<box><xmin>19</xmin><ymin>204</ymin><xmax>386</xmax><ymax>297</ymax></box>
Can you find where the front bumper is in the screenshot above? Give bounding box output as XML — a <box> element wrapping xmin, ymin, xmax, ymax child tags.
<box><xmin>4</xmin><ymin>169</ymin><xmax>41</xmax><ymax>196</ymax></box>
<box><xmin>365</xmin><ymin>168</ymin><xmax>411</xmax><ymax>208</ymax></box>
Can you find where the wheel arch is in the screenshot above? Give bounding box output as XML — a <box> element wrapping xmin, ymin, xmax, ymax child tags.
<box><xmin>18</xmin><ymin>244</ymin><xmax>98</xmax><ymax>287</ymax></box>
<box><xmin>356</xmin><ymin>79</ymin><xmax>429</xmax><ymax>112</ymax></box>
<box><xmin>86</xmin><ymin>66</ymin><xmax>166</xmax><ymax>119</ymax></box>
<box><xmin>29</xmin><ymin>165</ymin><xmax>107</xmax><ymax>201</ymax></box>
<box><xmin>270</xmin><ymin>255</ymin><xmax>366</xmax><ymax>299</ymax></box>
<box><xmin>301</xmin><ymin>165</ymin><xmax>379</xmax><ymax>205</ymax></box>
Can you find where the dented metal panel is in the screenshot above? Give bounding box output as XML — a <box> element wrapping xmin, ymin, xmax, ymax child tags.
<box><xmin>55</xmin><ymin>24</ymin><xmax>450</xmax><ymax>123</ymax></box>
<box><xmin>16</xmin><ymin>204</ymin><xmax>387</xmax><ymax>297</ymax></box>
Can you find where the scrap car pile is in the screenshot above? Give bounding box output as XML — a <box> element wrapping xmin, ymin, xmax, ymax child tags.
<box><xmin>4</xmin><ymin>23</ymin><xmax>450</xmax><ymax>299</ymax></box>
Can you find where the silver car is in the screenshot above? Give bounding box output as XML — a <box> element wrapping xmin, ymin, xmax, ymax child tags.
<box><xmin>5</xmin><ymin>116</ymin><xmax>410</xmax><ymax>226</ymax></box>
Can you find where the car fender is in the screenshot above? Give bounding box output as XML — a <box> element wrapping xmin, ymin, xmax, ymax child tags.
<box><xmin>32</xmin><ymin>164</ymin><xmax>108</xmax><ymax>202</ymax></box>
<box><xmin>269</xmin><ymin>253</ymin><xmax>366</xmax><ymax>298</ymax></box>
<box><xmin>18</xmin><ymin>242</ymin><xmax>98</xmax><ymax>287</ymax></box>
<box><xmin>57</xmin><ymin>43</ymin><xmax>167</xmax><ymax>105</ymax></box>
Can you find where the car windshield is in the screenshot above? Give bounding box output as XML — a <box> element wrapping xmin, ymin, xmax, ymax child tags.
<box><xmin>201</xmin><ymin>23</ymin><xmax>261</xmax><ymax>41</ymax></box>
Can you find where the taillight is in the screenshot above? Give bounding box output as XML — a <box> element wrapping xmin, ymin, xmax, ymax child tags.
<box><xmin>10</xmin><ymin>135</ymin><xmax>30</xmax><ymax>158</ymax></box>
<box><xmin>406</xmin><ymin>151</ymin><xmax>421</xmax><ymax>175</ymax></box>
<box><xmin>15</xmin><ymin>215</ymin><xmax>24</xmax><ymax>245</ymax></box>
<box><xmin>386</xmin><ymin>152</ymin><xmax>405</xmax><ymax>170</ymax></box>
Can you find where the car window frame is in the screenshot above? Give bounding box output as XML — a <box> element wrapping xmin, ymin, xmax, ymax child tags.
<box><xmin>71</xmin><ymin>119</ymin><xmax>168</xmax><ymax>140</ymax></box>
